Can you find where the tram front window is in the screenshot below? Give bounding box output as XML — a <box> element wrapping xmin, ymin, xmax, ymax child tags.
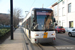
<box><xmin>33</xmin><ymin>10</ymin><xmax>55</xmax><ymax>31</ymax></box>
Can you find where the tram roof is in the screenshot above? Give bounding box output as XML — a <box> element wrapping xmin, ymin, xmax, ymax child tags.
<box><xmin>32</xmin><ymin>8</ymin><xmax>53</xmax><ymax>11</ymax></box>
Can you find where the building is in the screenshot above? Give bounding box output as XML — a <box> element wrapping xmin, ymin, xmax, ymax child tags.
<box><xmin>50</xmin><ymin>2</ymin><xmax>58</xmax><ymax>24</ymax></box>
<box><xmin>0</xmin><ymin>13</ymin><xmax>10</xmax><ymax>28</ymax></box>
<box><xmin>57</xmin><ymin>0</ymin><xmax>68</xmax><ymax>31</ymax></box>
<box><xmin>51</xmin><ymin>0</ymin><xmax>75</xmax><ymax>31</ymax></box>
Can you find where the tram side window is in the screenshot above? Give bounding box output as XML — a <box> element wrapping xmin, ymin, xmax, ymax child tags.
<box><xmin>27</xmin><ymin>17</ymin><xmax>31</xmax><ymax>30</ymax></box>
<box><xmin>24</xmin><ymin>22</ymin><xmax>25</xmax><ymax>28</ymax></box>
<box><xmin>22</xmin><ymin>23</ymin><xmax>24</xmax><ymax>27</ymax></box>
<box><xmin>29</xmin><ymin>17</ymin><xmax>31</xmax><ymax>30</ymax></box>
<box><xmin>27</xmin><ymin>19</ymin><xmax>28</xmax><ymax>29</ymax></box>
<box><xmin>26</xmin><ymin>20</ymin><xmax>28</xmax><ymax>29</ymax></box>
<box><xmin>25</xmin><ymin>21</ymin><xmax>26</xmax><ymax>28</ymax></box>
<box><xmin>31</xmin><ymin>11</ymin><xmax>34</xmax><ymax>28</ymax></box>
<box><xmin>24</xmin><ymin>22</ymin><xmax>26</xmax><ymax>28</ymax></box>
<box><xmin>27</xmin><ymin>19</ymin><xmax>29</xmax><ymax>29</ymax></box>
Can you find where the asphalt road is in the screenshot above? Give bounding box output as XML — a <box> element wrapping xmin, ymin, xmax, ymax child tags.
<box><xmin>22</xmin><ymin>29</ymin><xmax>75</xmax><ymax>50</ymax></box>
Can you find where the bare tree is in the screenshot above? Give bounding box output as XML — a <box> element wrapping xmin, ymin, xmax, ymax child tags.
<box><xmin>8</xmin><ymin>8</ymin><xmax>22</xmax><ymax>28</ymax></box>
<box><xmin>0</xmin><ymin>7</ymin><xmax>22</xmax><ymax>28</ymax></box>
<box><xmin>13</xmin><ymin>8</ymin><xmax>22</xmax><ymax>28</ymax></box>
<box><xmin>13</xmin><ymin>8</ymin><xmax>22</xmax><ymax>18</ymax></box>
<box><xmin>0</xmin><ymin>14</ymin><xmax>10</xmax><ymax>26</ymax></box>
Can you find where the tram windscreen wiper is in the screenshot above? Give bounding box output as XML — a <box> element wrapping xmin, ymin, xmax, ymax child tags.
<box><xmin>33</xmin><ymin>24</ymin><xmax>39</xmax><ymax>29</ymax></box>
<box><xmin>45</xmin><ymin>29</ymin><xmax>55</xmax><ymax>31</ymax></box>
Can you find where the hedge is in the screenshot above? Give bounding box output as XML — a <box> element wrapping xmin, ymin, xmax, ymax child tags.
<box><xmin>0</xmin><ymin>28</ymin><xmax>10</xmax><ymax>36</ymax></box>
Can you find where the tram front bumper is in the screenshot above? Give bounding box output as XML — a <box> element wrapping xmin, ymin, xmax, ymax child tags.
<box><xmin>35</xmin><ymin>38</ymin><xmax>55</xmax><ymax>43</ymax></box>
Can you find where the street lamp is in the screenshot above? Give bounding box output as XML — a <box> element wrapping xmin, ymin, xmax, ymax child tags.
<box><xmin>25</xmin><ymin>11</ymin><xmax>29</xmax><ymax>16</ymax></box>
<box><xmin>10</xmin><ymin>0</ymin><xmax>13</xmax><ymax>40</ymax></box>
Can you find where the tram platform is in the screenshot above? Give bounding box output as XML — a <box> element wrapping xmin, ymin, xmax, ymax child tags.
<box><xmin>0</xmin><ymin>27</ymin><xmax>26</xmax><ymax>50</ymax></box>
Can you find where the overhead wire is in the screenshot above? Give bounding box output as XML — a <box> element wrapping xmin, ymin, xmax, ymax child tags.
<box><xmin>47</xmin><ymin>0</ymin><xmax>57</xmax><ymax>7</ymax></box>
<box><xmin>29</xmin><ymin>0</ymin><xmax>36</xmax><ymax>10</ymax></box>
<box><xmin>29</xmin><ymin>0</ymin><xmax>57</xmax><ymax>10</ymax></box>
<box><xmin>25</xmin><ymin>0</ymin><xmax>36</xmax><ymax>16</ymax></box>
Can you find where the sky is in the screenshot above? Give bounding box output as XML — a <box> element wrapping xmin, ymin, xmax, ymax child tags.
<box><xmin>0</xmin><ymin>0</ymin><xmax>58</xmax><ymax>18</ymax></box>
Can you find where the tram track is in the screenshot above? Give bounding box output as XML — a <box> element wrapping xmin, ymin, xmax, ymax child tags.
<box><xmin>37</xmin><ymin>43</ymin><xmax>44</xmax><ymax>50</ymax></box>
<box><xmin>22</xmin><ymin>28</ymin><xmax>34</xmax><ymax>50</ymax></box>
<box><xmin>36</xmin><ymin>43</ymin><xmax>56</xmax><ymax>50</ymax></box>
<box><xmin>22</xmin><ymin>29</ymin><xmax>28</xmax><ymax>50</ymax></box>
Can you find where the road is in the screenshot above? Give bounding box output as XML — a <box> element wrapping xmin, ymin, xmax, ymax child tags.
<box><xmin>22</xmin><ymin>28</ymin><xmax>75</xmax><ymax>50</ymax></box>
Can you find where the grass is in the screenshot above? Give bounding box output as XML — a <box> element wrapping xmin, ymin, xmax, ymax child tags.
<box><xmin>0</xmin><ymin>28</ymin><xmax>10</xmax><ymax>36</ymax></box>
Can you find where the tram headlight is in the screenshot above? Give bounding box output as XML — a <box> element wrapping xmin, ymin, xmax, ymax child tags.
<box><xmin>35</xmin><ymin>34</ymin><xmax>39</xmax><ymax>36</ymax></box>
<box><xmin>51</xmin><ymin>33</ymin><xmax>55</xmax><ymax>35</ymax></box>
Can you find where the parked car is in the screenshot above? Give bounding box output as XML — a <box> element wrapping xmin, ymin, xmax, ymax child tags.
<box><xmin>68</xmin><ymin>28</ymin><xmax>75</xmax><ymax>37</ymax></box>
<box><xmin>55</xmin><ymin>26</ymin><xmax>65</xmax><ymax>33</ymax></box>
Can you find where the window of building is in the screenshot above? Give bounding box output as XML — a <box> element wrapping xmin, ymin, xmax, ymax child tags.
<box><xmin>68</xmin><ymin>3</ymin><xmax>71</xmax><ymax>13</ymax></box>
<box><xmin>62</xmin><ymin>7</ymin><xmax>65</xmax><ymax>16</ymax></box>
<box><xmin>59</xmin><ymin>21</ymin><xmax>61</xmax><ymax>26</ymax></box>
<box><xmin>54</xmin><ymin>6</ymin><xmax>57</xmax><ymax>16</ymax></box>
<box><xmin>62</xmin><ymin>0</ymin><xmax>65</xmax><ymax>4</ymax></box>
<box><xmin>69</xmin><ymin>21</ymin><xmax>73</xmax><ymax>28</ymax></box>
<box><xmin>59</xmin><ymin>9</ymin><xmax>62</xmax><ymax>17</ymax></box>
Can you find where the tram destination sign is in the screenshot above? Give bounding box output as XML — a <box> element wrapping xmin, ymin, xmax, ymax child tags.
<box><xmin>37</xmin><ymin>12</ymin><xmax>51</xmax><ymax>15</ymax></box>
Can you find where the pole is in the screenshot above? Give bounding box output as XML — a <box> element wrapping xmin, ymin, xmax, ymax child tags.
<box><xmin>42</xmin><ymin>4</ymin><xmax>44</xmax><ymax>8</ymax></box>
<box><xmin>10</xmin><ymin>0</ymin><xmax>13</xmax><ymax>40</ymax></box>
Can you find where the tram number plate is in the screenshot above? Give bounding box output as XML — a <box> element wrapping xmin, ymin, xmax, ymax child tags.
<box><xmin>43</xmin><ymin>32</ymin><xmax>48</xmax><ymax>38</ymax></box>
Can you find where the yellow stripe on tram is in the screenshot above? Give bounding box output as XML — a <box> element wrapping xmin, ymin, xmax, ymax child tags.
<box><xmin>43</xmin><ymin>32</ymin><xmax>48</xmax><ymax>38</ymax></box>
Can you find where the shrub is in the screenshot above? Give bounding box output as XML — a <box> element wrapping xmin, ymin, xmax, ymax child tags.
<box><xmin>0</xmin><ymin>28</ymin><xmax>10</xmax><ymax>36</ymax></box>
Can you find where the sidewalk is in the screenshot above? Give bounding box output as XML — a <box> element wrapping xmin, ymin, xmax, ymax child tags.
<box><xmin>0</xmin><ymin>27</ymin><xmax>26</xmax><ymax>50</ymax></box>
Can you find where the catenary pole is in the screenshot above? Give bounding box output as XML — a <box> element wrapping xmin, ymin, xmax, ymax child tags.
<box><xmin>10</xmin><ymin>0</ymin><xmax>13</xmax><ymax>40</ymax></box>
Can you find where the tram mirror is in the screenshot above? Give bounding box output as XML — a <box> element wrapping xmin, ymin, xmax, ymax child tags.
<box><xmin>33</xmin><ymin>22</ymin><xmax>35</xmax><ymax>26</ymax></box>
<box><xmin>53</xmin><ymin>18</ymin><xmax>56</xmax><ymax>22</ymax></box>
<box><xmin>33</xmin><ymin>22</ymin><xmax>36</xmax><ymax>26</ymax></box>
<box><xmin>33</xmin><ymin>18</ymin><xmax>35</xmax><ymax>22</ymax></box>
<box><xmin>33</xmin><ymin>20</ymin><xmax>35</xmax><ymax>22</ymax></box>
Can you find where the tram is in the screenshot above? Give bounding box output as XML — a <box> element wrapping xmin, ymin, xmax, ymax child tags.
<box><xmin>22</xmin><ymin>8</ymin><xmax>56</xmax><ymax>43</ymax></box>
